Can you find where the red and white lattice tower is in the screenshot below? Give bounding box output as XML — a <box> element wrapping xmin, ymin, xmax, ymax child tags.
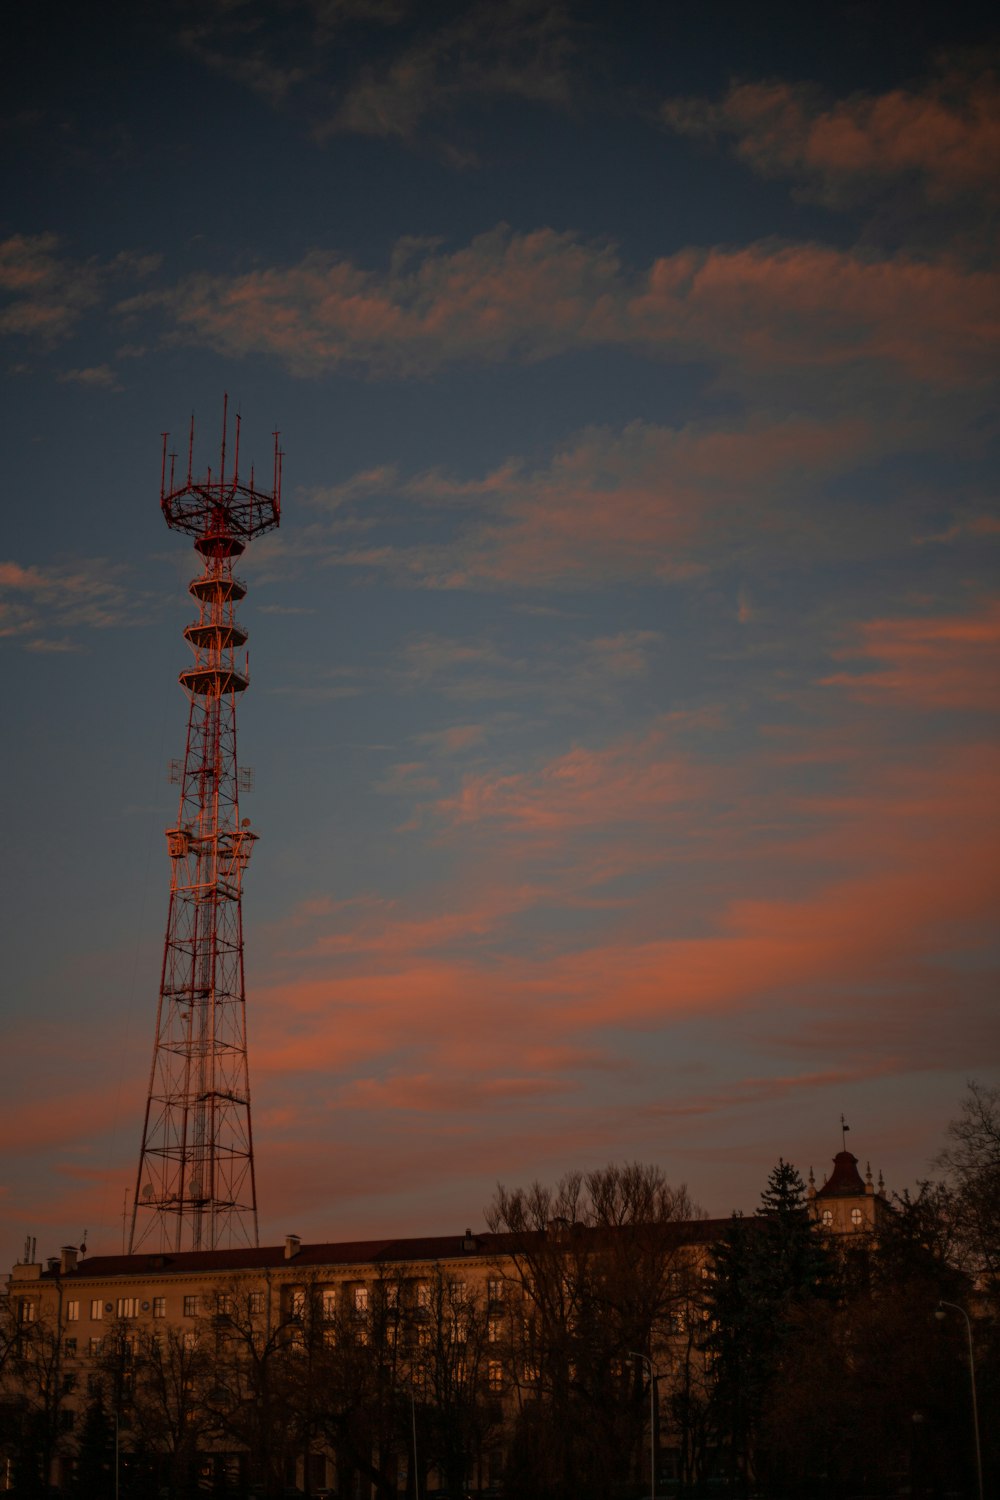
<box><xmin>130</xmin><ymin>400</ymin><xmax>282</xmax><ymax>1253</ymax></box>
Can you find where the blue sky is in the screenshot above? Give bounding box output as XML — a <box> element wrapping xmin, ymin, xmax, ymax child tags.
<box><xmin>2</xmin><ymin>0</ymin><xmax>998</xmax><ymax>1262</ymax></box>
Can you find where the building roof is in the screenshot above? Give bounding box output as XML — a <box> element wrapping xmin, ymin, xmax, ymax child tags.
<box><xmin>815</xmin><ymin>1150</ymin><xmax>867</xmax><ymax>1198</ymax></box>
<box><xmin>29</xmin><ymin>1218</ymin><xmax>731</xmax><ymax>1282</ymax></box>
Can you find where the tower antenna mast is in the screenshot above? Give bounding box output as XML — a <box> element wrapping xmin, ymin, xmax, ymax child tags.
<box><xmin>130</xmin><ymin>399</ymin><xmax>281</xmax><ymax>1253</ymax></box>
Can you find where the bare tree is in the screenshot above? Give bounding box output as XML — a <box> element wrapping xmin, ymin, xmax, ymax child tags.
<box><xmin>936</xmin><ymin>1080</ymin><xmax>1000</xmax><ymax>1295</ymax></box>
<box><xmin>486</xmin><ymin>1163</ymin><xmax>704</xmax><ymax>1500</ymax></box>
<box><xmin>0</xmin><ymin>1296</ymin><xmax>69</xmax><ymax>1494</ymax></box>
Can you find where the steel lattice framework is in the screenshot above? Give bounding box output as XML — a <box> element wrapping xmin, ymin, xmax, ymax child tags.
<box><xmin>130</xmin><ymin>400</ymin><xmax>281</xmax><ymax>1253</ymax></box>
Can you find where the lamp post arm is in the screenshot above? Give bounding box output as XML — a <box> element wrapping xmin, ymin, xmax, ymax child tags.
<box><xmin>938</xmin><ymin>1301</ymin><xmax>983</xmax><ymax>1500</ymax></box>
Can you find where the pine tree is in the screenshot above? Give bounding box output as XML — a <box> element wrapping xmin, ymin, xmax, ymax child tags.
<box><xmin>755</xmin><ymin>1157</ymin><xmax>832</xmax><ymax>1313</ymax></box>
<box><xmin>705</xmin><ymin>1161</ymin><xmax>833</xmax><ymax>1494</ymax></box>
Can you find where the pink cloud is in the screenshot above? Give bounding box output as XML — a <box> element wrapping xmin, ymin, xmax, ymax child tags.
<box><xmin>662</xmin><ymin>61</ymin><xmax>1000</xmax><ymax>207</ymax></box>
<box><xmin>630</xmin><ymin>244</ymin><xmax>996</xmax><ymax>384</ymax></box>
<box><xmin>436</xmin><ymin>726</ymin><xmax>704</xmax><ymax>833</ymax></box>
<box><xmin>244</xmin><ymin>718</ymin><xmax>998</xmax><ymax>1132</ymax></box>
<box><xmin>0</xmin><ymin>1087</ymin><xmax>125</xmax><ymax>1155</ymax></box>
<box><xmin>416</xmin><ymin>723</ymin><xmax>487</xmax><ymax>753</ymax></box>
<box><xmin>823</xmin><ymin>598</ymin><xmax>1000</xmax><ymax>708</ymax></box>
<box><xmin>0</xmin><ymin>556</ymin><xmax>137</xmax><ymax>645</ymax></box>
<box><xmin>136</xmin><ymin>228</ymin><xmax>997</xmax><ymax>386</ymax></box>
<box><xmin>0</xmin><ymin>235</ymin><xmax>155</xmax><ymax>345</ymax></box>
<box><xmin>329</xmin><ymin>414</ymin><xmax>885</xmax><ymax>590</ymax></box>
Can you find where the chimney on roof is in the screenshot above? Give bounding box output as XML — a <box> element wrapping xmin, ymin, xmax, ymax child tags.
<box><xmin>60</xmin><ymin>1246</ymin><xmax>79</xmax><ymax>1275</ymax></box>
<box><xmin>46</xmin><ymin>1257</ymin><xmax>60</xmax><ymax>1275</ymax></box>
<box><xmin>462</xmin><ymin>1228</ymin><xmax>478</xmax><ymax>1252</ymax></box>
<box><xmin>284</xmin><ymin>1234</ymin><xmax>301</xmax><ymax>1260</ymax></box>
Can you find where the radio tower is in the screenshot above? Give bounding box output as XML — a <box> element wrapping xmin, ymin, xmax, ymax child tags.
<box><xmin>130</xmin><ymin>399</ymin><xmax>282</xmax><ymax>1253</ymax></box>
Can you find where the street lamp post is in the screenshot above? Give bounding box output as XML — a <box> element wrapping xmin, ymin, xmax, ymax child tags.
<box><xmin>935</xmin><ymin>1300</ymin><xmax>983</xmax><ymax>1500</ymax></box>
<box><xmin>628</xmin><ymin>1351</ymin><xmax>655</xmax><ymax>1500</ymax></box>
<box><xmin>409</xmin><ymin>1384</ymin><xmax>420</xmax><ymax>1500</ymax></box>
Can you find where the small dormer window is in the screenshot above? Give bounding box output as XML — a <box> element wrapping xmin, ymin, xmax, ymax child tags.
<box><xmin>850</xmin><ymin>1207</ymin><xmax>863</xmax><ymax>1227</ymax></box>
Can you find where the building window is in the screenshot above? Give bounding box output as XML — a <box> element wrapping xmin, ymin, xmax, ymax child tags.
<box><xmin>487</xmin><ymin>1277</ymin><xmax>504</xmax><ymax>1303</ymax></box>
<box><xmin>88</xmin><ymin>1338</ymin><xmax>103</xmax><ymax>1357</ymax></box>
<box><xmin>18</xmin><ymin>1300</ymin><xmax>36</xmax><ymax>1324</ymax></box>
<box><xmin>416</xmin><ymin>1283</ymin><xmax>431</xmax><ymax>1310</ymax></box>
<box><xmin>66</xmin><ymin>1300</ymin><xmax>80</xmax><ymax>1322</ymax></box>
<box><xmin>249</xmin><ymin>1292</ymin><xmax>264</xmax><ymax>1315</ymax></box>
<box><xmin>90</xmin><ymin>1300</ymin><xmax>104</xmax><ymax>1320</ymax></box>
<box><xmin>217</xmin><ymin>1293</ymin><xmax>233</xmax><ymax>1316</ymax></box>
<box><xmin>183</xmin><ymin>1296</ymin><xmax>199</xmax><ymax>1318</ymax></box>
<box><xmin>450</xmin><ymin>1280</ymin><xmax>467</xmax><ymax>1305</ymax></box>
<box><xmin>821</xmin><ymin>1209</ymin><xmax>833</xmax><ymax>1226</ymax></box>
<box><xmin>64</xmin><ymin>1337</ymin><xmax>78</xmax><ymax>1356</ymax></box>
<box><xmin>353</xmin><ymin>1285</ymin><xmax>369</xmax><ymax>1313</ymax></box>
<box><xmin>488</xmin><ymin>1318</ymin><xmax>501</xmax><ymax>1344</ymax></box>
<box><xmin>488</xmin><ymin>1360</ymin><xmax>504</xmax><ymax>1393</ymax></box>
<box><xmin>117</xmin><ymin>1298</ymin><xmax>140</xmax><ymax>1319</ymax></box>
<box><xmin>290</xmin><ymin>1289</ymin><xmax>306</xmax><ymax>1319</ymax></box>
<box><xmin>152</xmin><ymin>1297</ymin><xmax>166</xmax><ymax>1319</ymax></box>
<box><xmin>384</xmin><ymin>1283</ymin><xmax>399</xmax><ymax>1309</ymax></box>
<box><xmin>183</xmin><ymin>1331</ymin><xmax>197</xmax><ymax>1351</ymax></box>
<box><xmin>323</xmin><ymin>1327</ymin><xmax>337</xmax><ymax>1349</ymax></box>
<box><xmin>851</xmin><ymin>1207</ymin><xmax>864</xmax><ymax>1227</ymax></box>
<box><xmin>322</xmin><ymin>1291</ymin><xmax>338</xmax><ymax>1321</ymax></box>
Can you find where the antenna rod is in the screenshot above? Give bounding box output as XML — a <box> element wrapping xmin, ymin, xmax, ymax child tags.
<box><xmin>220</xmin><ymin>392</ymin><xmax>228</xmax><ymax>489</ymax></box>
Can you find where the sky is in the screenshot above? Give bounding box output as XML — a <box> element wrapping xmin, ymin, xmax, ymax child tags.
<box><xmin>2</xmin><ymin>0</ymin><xmax>998</xmax><ymax>1265</ymax></box>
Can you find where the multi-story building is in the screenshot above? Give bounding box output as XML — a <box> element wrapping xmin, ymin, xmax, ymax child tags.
<box><xmin>4</xmin><ymin>1215</ymin><xmax>731</xmax><ymax>1496</ymax></box>
<box><xmin>2</xmin><ymin>1150</ymin><xmax>891</xmax><ymax>1496</ymax></box>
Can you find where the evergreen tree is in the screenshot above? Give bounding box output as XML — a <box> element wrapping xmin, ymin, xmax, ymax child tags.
<box><xmin>755</xmin><ymin>1157</ymin><xmax>832</xmax><ymax>1312</ymax></box>
<box><xmin>705</xmin><ymin>1160</ymin><xmax>833</xmax><ymax>1494</ymax></box>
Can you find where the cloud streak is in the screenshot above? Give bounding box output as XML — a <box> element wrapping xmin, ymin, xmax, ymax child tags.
<box><xmin>114</xmin><ymin>227</ymin><xmax>998</xmax><ymax>384</ymax></box>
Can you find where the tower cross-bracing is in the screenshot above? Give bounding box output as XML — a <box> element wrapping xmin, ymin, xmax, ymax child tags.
<box><xmin>130</xmin><ymin>400</ymin><xmax>281</xmax><ymax>1253</ymax></box>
